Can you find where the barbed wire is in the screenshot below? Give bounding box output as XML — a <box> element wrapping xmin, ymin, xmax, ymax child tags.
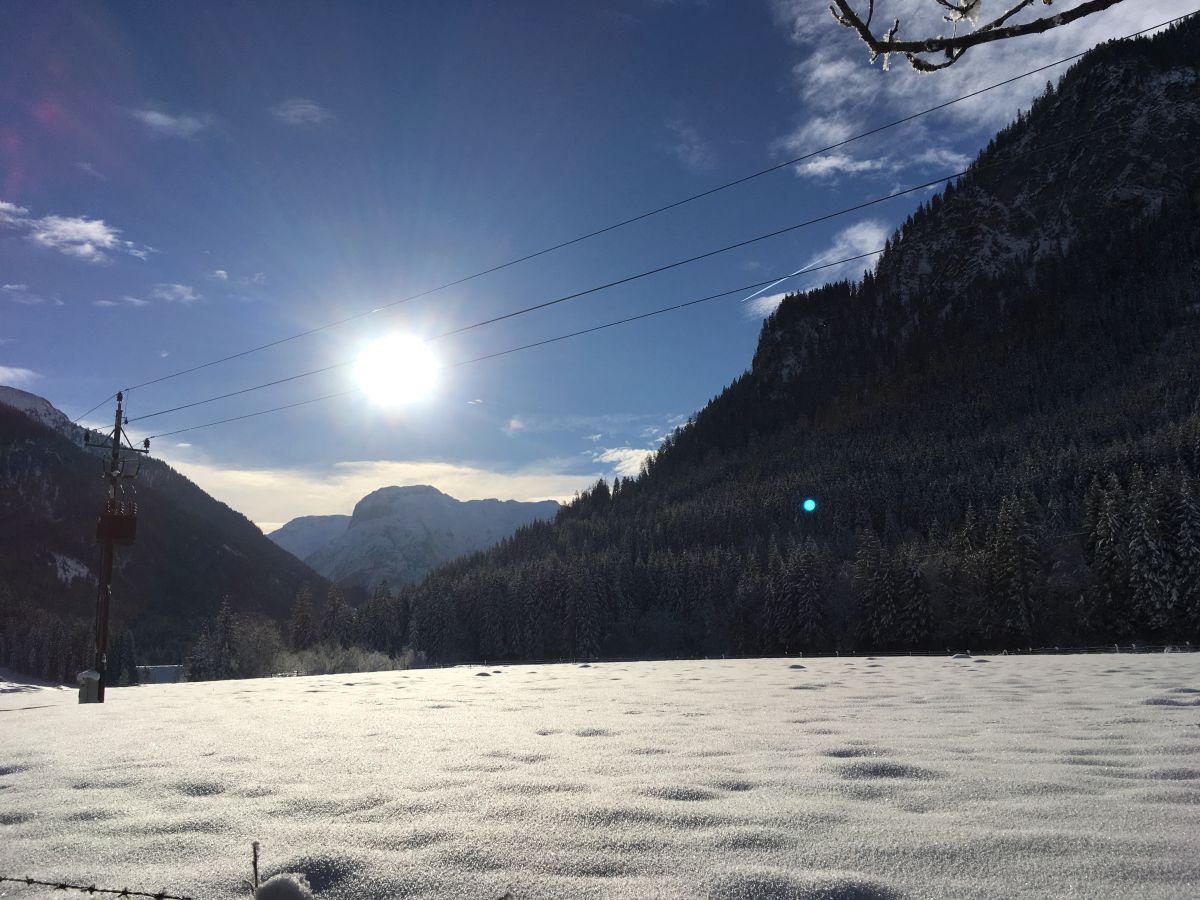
<box><xmin>0</xmin><ymin>876</ymin><xmax>192</xmax><ymax>900</ymax></box>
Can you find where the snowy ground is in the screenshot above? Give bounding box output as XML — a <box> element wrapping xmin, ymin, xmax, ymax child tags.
<box><xmin>1</xmin><ymin>655</ymin><xmax>1198</xmax><ymax>900</ymax></box>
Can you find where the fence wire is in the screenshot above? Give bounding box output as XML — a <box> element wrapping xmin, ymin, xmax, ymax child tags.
<box><xmin>0</xmin><ymin>876</ymin><xmax>192</xmax><ymax>900</ymax></box>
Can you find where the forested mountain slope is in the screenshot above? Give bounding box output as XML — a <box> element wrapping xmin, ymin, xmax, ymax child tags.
<box><xmin>0</xmin><ymin>390</ymin><xmax>327</xmax><ymax>678</ymax></box>
<box><xmin>345</xmin><ymin>17</ymin><xmax>1200</xmax><ymax>663</ymax></box>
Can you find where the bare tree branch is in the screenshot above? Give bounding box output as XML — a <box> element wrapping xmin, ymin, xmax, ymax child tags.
<box><xmin>830</xmin><ymin>0</ymin><xmax>1131</xmax><ymax>71</ymax></box>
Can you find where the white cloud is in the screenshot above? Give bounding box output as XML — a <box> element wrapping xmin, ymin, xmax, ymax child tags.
<box><xmin>73</xmin><ymin>161</ymin><xmax>106</xmax><ymax>181</ymax></box>
<box><xmin>0</xmin><ymin>201</ymin><xmax>29</xmax><ymax>225</ymax></box>
<box><xmin>796</xmin><ymin>152</ymin><xmax>887</xmax><ymax>180</ymax></box>
<box><xmin>586</xmin><ymin>433</ymin><xmax>602</xmax><ymax>442</ymax></box>
<box><xmin>241</xmin><ymin>271</ymin><xmax>267</xmax><ymax>286</ymax></box>
<box><xmin>797</xmin><ymin>218</ymin><xmax>890</xmax><ymax>285</ymax></box>
<box><xmin>0</xmin><ymin>202</ymin><xmax>150</xmax><ymax>264</ymax></box>
<box><xmin>0</xmin><ymin>366</ymin><xmax>40</xmax><ymax>387</ymax></box>
<box><xmin>911</xmin><ymin>146</ymin><xmax>972</xmax><ymax>170</ymax></box>
<box><xmin>151</xmin><ymin>283</ymin><xmax>200</xmax><ymax>304</ymax></box>
<box><xmin>594</xmin><ymin>447</ymin><xmax>655</xmax><ymax>478</ymax></box>
<box><xmin>271</xmin><ymin>98</ymin><xmax>333</xmax><ymax>126</ymax></box>
<box><xmin>163</xmin><ymin>457</ymin><xmax>595</xmax><ymax>528</ymax></box>
<box><xmin>210</xmin><ymin>269</ymin><xmax>229</xmax><ymax>281</ymax></box>
<box><xmin>667</xmin><ymin>120</ymin><xmax>717</xmax><ymax>174</ymax></box>
<box><xmin>504</xmin><ymin>417</ymin><xmax>526</xmax><ymax>435</ymax></box>
<box><xmin>743</xmin><ymin>292</ymin><xmax>790</xmax><ymax>319</ymax></box>
<box><xmin>130</xmin><ymin>108</ymin><xmax>212</xmax><ymax>138</ymax></box>
<box><xmin>93</xmin><ymin>295</ymin><xmax>150</xmax><ymax>309</ymax></box>
<box><xmin>159</xmin><ymin>350</ymin><xmax>170</xmax><ymax>358</ymax></box>
<box><xmin>2</xmin><ymin>283</ymin><xmax>48</xmax><ymax>305</ymax></box>
<box><xmin>29</xmin><ymin>215</ymin><xmax>123</xmax><ymax>262</ymax></box>
<box><xmin>743</xmin><ymin>219</ymin><xmax>890</xmax><ymax>319</ymax></box>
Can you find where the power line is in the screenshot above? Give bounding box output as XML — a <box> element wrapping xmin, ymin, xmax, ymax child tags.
<box><xmin>127</xmin><ymin>108</ymin><xmax>1145</xmax><ymax>428</ymax></box>
<box><xmin>69</xmin><ymin>9</ymin><xmax>1193</xmax><ymax>423</ymax></box>
<box><xmin>141</xmin><ymin>250</ymin><xmax>885</xmax><ymax>440</ymax></box>
<box><xmin>73</xmin><ymin>393</ymin><xmax>118</xmax><ymax>425</ymax></box>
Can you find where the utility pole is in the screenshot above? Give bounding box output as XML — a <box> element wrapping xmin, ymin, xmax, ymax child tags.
<box><xmin>82</xmin><ymin>391</ymin><xmax>149</xmax><ymax>703</ymax></box>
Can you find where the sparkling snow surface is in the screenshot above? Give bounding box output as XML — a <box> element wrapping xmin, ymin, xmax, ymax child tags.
<box><xmin>2</xmin><ymin>656</ymin><xmax>1199</xmax><ymax>899</ymax></box>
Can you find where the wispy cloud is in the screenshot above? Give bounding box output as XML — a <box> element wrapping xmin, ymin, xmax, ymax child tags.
<box><xmin>130</xmin><ymin>107</ymin><xmax>213</xmax><ymax>138</ymax></box>
<box><xmin>0</xmin><ymin>201</ymin><xmax>151</xmax><ymax>264</ymax></box>
<box><xmin>742</xmin><ymin>292</ymin><xmax>790</xmax><ymax>320</ymax></box>
<box><xmin>0</xmin><ymin>365</ymin><xmax>41</xmax><ymax>387</ymax></box>
<box><xmin>806</xmin><ymin>219</ymin><xmax>890</xmax><ymax>278</ymax></box>
<box><xmin>73</xmin><ymin>161</ymin><xmax>107</xmax><ymax>181</ymax></box>
<box><xmin>742</xmin><ymin>219</ymin><xmax>890</xmax><ymax>319</ymax></box>
<box><xmin>3</xmin><ymin>283</ymin><xmax>51</xmax><ymax>305</ymax></box>
<box><xmin>151</xmin><ymin>283</ymin><xmax>200</xmax><ymax>304</ymax></box>
<box><xmin>210</xmin><ymin>269</ymin><xmax>229</xmax><ymax>281</ymax></box>
<box><xmin>0</xmin><ymin>201</ymin><xmax>28</xmax><ymax>226</ymax></box>
<box><xmin>667</xmin><ymin>120</ymin><xmax>717</xmax><ymax>174</ymax></box>
<box><xmin>93</xmin><ymin>295</ymin><xmax>150</xmax><ymax>309</ymax></box>
<box><xmin>594</xmin><ymin>447</ymin><xmax>654</xmax><ymax>478</ymax></box>
<box><xmin>504</xmin><ymin>417</ymin><xmax>527</xmax><ymax>435</ymax></box>
<box><xmin>271</xmin><ymin>98</ymin><xmax>333</xmax><ymax>126</ymax></box>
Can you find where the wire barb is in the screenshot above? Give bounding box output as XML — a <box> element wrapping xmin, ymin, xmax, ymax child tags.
<box><xmin>0</xmin><ymin>876</ymin><xmax>192</xmax><ymax>900</ymax></box>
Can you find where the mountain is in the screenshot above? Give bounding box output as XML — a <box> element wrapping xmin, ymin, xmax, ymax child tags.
<box><xmin>269</xmin><ymin>485</ymin><xmax>559</xmax><ymax>593</ymax></box>
<box><xmin>0</xmin><ymin>385</ymin><xmax>81</xmax><ymax>440</ymax></box>
<box><xmin>0</xmin><ymin>389</ymin><xmax>327</xmax><ymax>675</ymax></box>
<box><xmin>268</xmin><ymin>514</ymin><xmax>351</xmax><ymax>562</ymax></box>
<box><xmin>339</xmin><ymin>17</ymin><xmax>1200</xmax><ymax>663</ymax></box>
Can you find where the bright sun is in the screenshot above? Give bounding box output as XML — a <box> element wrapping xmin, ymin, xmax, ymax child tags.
<box><xmin>354</xmin><ymin>334</ymin><xmax>440</xmax><ymax>406</ymax></box>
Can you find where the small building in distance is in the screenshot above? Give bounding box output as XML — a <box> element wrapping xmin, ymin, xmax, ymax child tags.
<box><xmin>136</xmin><ymin>665</ymin><xmax>183</xmax><ymax>684</ymax></box>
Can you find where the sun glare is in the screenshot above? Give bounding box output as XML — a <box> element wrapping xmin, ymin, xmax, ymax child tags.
<box><xmin>354</xmin><ymin>334</ymin><xmax>439</xmax><ymax>406</ymax></box>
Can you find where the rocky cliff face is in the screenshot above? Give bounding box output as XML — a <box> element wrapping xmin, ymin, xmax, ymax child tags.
<box><xmin>267</xmin><ymin>515</ymin><xmax>351</xmax><ymax>562</ymax></box>
<box><xmin>269</xmin><ymin>485</ymin><xmax>559</xmax><ymax>592</ymax></box>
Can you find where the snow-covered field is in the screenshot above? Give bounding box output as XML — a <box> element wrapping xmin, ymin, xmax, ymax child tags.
<box><xmin>2</xmin><ymin>655</ymin><xmax>1198</xmax><ymax>900</ymax></box>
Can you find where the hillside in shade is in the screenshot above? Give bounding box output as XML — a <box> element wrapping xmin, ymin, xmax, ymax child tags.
<box><xmin>340</xmin><ymin>17</ymin><xmax>1200</xmax><ymax>664</ymax></box>
<box><xmin>269</xmin><ymin>485</ymin><xmax>559</xmax><ymax>595</ymax></box>
<box><xmin>0</xmin><ymin>388</ymin><xmax>327</xmax><ymax>675</ymax></box>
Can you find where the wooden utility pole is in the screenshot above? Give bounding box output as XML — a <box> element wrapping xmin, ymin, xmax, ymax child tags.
<box><xmin>84</xmin><ymin>391</ymin><xmax>149</xmax><ymax>702</ymax></box>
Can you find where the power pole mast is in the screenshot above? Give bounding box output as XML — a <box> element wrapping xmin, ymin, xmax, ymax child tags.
<box><xmin>82</xmin><ymin>391</ymin><xmax>149</xmax><ymax>703</ymax></box>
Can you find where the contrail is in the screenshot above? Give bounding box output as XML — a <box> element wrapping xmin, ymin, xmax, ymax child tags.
<box><xmin>738</xmin><ymin>252</ymin><xmax>836</xmax><ymax>305</ymax></box>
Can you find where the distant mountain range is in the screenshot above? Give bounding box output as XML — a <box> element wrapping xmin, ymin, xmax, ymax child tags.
<box><xmin>0</xmin><ymin>387</ymin><xmax>326</xmax><ymax>662</ymax></box>
<box><xmin>269</xmin><ymin>485</ymin><xmax>558</xmax><ymax>594</ymax></box>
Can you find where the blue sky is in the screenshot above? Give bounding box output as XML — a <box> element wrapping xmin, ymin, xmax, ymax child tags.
<box><xmin>1</xmin><ymin>0</ymin><xmax>1190</xmax><ymax>530</ymax></box>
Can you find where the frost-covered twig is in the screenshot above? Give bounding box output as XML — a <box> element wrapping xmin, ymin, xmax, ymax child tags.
<box><xmin>830</xmin><ymin>0</ymin><xmax>1130</xmax><ymax>71</ymax></box>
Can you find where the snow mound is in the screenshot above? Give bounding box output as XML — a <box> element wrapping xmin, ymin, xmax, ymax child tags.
<box><xmin>256</xmin><ymin>873</ymin><xmax>313</xmax><ymax>900</ymax></box>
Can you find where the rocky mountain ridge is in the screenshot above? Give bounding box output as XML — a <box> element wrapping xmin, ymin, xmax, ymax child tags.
<box><xmin>269</xmin><ymin>485</ymin><xmax>559</xmax><ymax>593</ymax></box>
